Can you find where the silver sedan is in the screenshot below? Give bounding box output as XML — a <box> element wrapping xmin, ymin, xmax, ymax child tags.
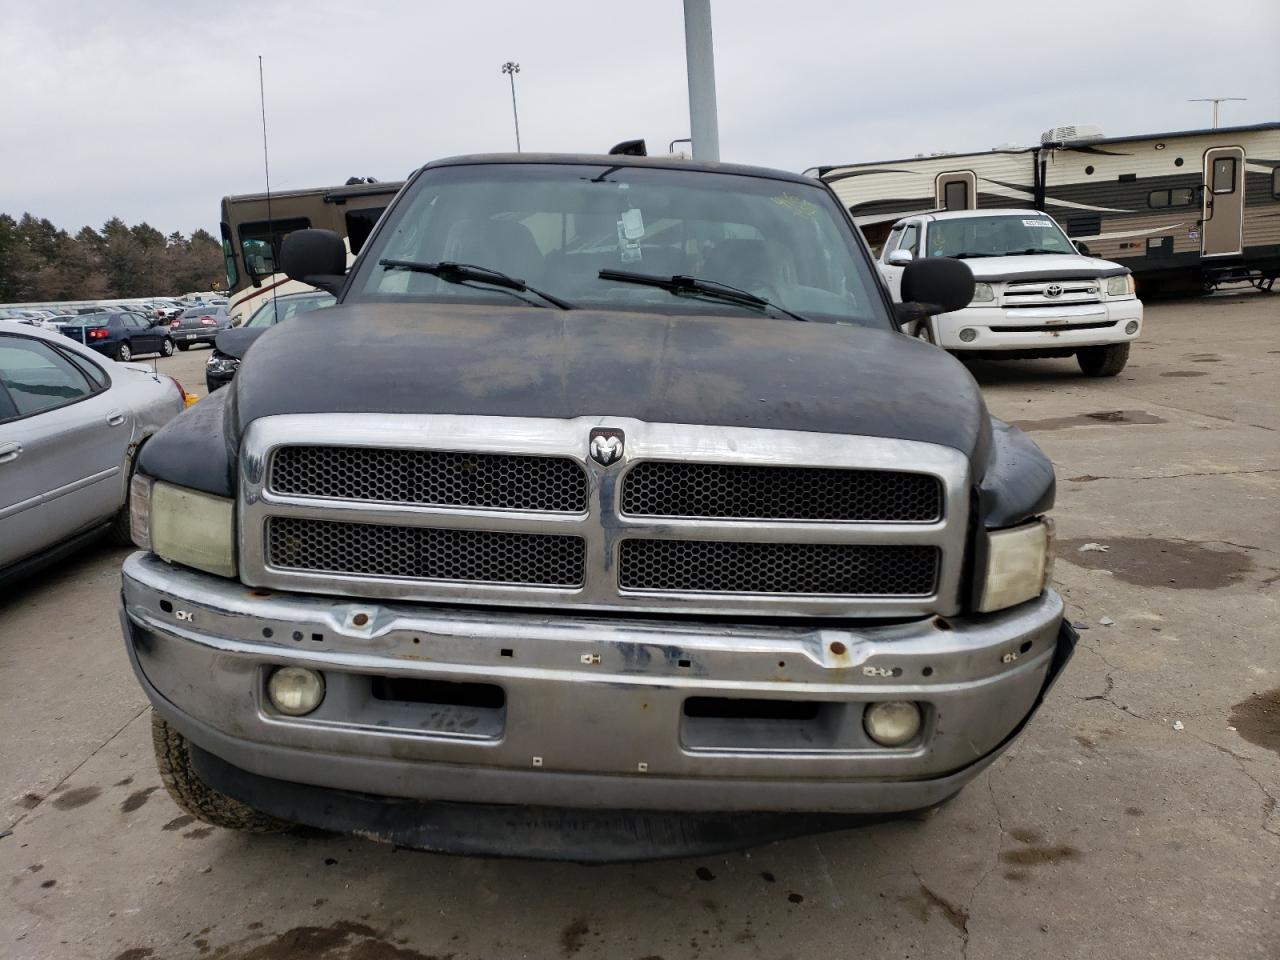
<box><xmin>0</xmin><ymin>320</ymin><xmax>188</xmax><ymax>585</ymax></box>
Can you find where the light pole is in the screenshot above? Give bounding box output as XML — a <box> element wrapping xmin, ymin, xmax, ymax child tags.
<box><xmin>1188</xmin><ymin>97</ymin><xmax>1246</xmax><ymax>129</ymax></box>
<box><xmin>682</xmin><ymin>0</ymin><xmax>720</xmax><ymax>161</ymax></box>
<box><xmin>501</xmin><ymin>61</ymin><xmax>521</xmax><ymax>152</ymax></box>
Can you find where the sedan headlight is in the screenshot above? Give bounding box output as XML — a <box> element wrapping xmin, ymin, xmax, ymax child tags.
<box><xmin>971</xmin><ymin>282</ymin><xmax>995</xmax><ymax>303</ymax></box>
<box><xmin>205</xmin><ymin>352</ymin><xmax>240</xmax><ymax>376</ymax></box>
<box><xmin>977</xmin><ymin>518</ymin><xmax>1054</xmax><ymax>613</ymax></box>
<box><xmin>1106</xmin><ymin>274</ymin><xmax>1135</xmax><ymax>297</ymax></box>
<box><xmin>130</xmin><ymin>475</ymin><xmax>236</xmax><ymax>577</ymax></box>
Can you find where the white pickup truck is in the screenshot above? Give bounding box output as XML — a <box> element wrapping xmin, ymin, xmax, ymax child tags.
<box><xmin>878</xmin><ymin>209</ymin><xmax>1142</xmax><ymax>376</ymax></box>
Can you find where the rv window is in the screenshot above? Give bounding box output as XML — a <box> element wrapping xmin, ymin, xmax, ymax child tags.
<box><xmin>219</xmin><ymin>223</ymin><xmax>239</xmax><ymax>288</ymax></box>
<box><xmin>344</xmin><ymin>207</ymin><xmax>386</xmax><ymax>256</ymax></box>
<box><xmin>943</xmin><ymin>181</ymin><xmax>968</xmax><ymax>211</ymax></box>
<box><xmin>1066</xmin><ymin>214</ymin><xmax>1101</xmax><ymax>238</ymax></box>
<box><xmin>1211</xmin><ymin>158</ymin><xmax>1236</xmax><ymax>194</ymax></box>
<box><xmin>239</xmin><ymin>217</ymin><xmax>312</xmax><ymax>278</ymax></box>
<box><xmin>1148</xmin><ymin>188</ymin><xmax>1196</xmax><ymax>209</ymax></box>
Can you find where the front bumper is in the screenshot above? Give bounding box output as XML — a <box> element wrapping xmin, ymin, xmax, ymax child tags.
<box><xmin>933</xmin><ymin>299</ymin><xmax>1142</xmax><ymax>351</ymax></box>
<box><xmin>121</xmin><ymin>551</ymin><xmax>1072</xmax><ymax>816</ymax></box>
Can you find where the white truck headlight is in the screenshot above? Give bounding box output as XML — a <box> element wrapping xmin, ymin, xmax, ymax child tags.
<box><xmin>1106</xmin><ymin>274</ymin><xmax>1135</xmax><ymax>297</ymax></box>
<box><xmin>977</xmin><ymin>518</ymin><xmax>1054</xmax><ymax>613</ymax></box>
<box><xmin>132</xmin><ymin>477</ymin><xmax>237</xmax><ymax>577</ymax></box>
<box><xmin>971</xmin><ymin>282</ymin><xmax>995</xmax><ymax>303</ymax></box>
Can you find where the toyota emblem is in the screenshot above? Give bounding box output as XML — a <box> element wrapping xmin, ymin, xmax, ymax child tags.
<box><xmin>1045</xmin><ymin>283</ymin><xmax>1064</xmax><ymax>298</ymax></box>
<box><xmin>589</xmin><ymin>428</ymin><xmax>624</xmax><ymax>466</ymax></box>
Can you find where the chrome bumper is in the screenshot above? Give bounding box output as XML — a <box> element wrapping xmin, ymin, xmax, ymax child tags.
<box><xmin>120</xmin><ymin>551</ymin><xmax>1071</xmax><ymax>814</ymax></box>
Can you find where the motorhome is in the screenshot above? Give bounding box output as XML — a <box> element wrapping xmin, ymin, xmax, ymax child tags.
<box><xmin>811</xmin><ymin>122</ymin><xmax>1280</xmax><ymax>295</ymax></box>
<box><xmin>220</xmin><ymin>179</ymin><xmax>404</xmax><ymax>323</ymax></box>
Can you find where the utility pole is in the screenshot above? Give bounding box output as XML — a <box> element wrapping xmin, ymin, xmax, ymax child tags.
<box><xmin>502</xmin><ymin>61</ymin><xmax>522</xmax><ymax>152</ymax></box>
<box><xmin>682</xmin><ymin>0</ymin><xmax>720</xmax><ymax>161</ymax></box>
<box><xmin>1188</xmin><ymin>97</ymin><xmax>1246</xmax><ymax>129</ymax></box>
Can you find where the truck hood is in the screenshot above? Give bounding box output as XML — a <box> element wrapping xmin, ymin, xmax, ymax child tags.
<box><xmin>962</xmin><ymin>254</ymin><xmax>1129</xmax><ymax>283</ymax></box>
<box><xmin>232</xmin><ymin>303</ymin><xmax>991</xmax><ymax>460</ymax></box>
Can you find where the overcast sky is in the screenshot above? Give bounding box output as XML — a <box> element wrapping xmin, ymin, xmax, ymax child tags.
<box><xmin>3</xmin><ymin>0</ymin><xmax>1277</xmax><ymax>236</ymax></box>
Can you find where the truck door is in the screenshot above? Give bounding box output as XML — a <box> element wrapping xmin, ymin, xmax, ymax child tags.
<box><xmin>1201</xmin><ymin>147</ymin><xmax>1245</xmax><ymax>257</ymax></box>
<box><xmin>935</xmin><ymin>172</ymin><xmax>977</xmax><ymax>211</ymax></box>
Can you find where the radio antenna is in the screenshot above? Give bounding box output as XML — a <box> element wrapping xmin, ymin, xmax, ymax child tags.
<box><xmin>258</xmin><ymin>55</ymin><xmax>279</xmax><ymax>317</ymax></box>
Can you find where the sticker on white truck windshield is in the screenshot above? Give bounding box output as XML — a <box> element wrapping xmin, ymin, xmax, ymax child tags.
<box><xmin>1022</xmin><ymin>219</ymin><xmax>1054</xmax><ymax>227</ymax></box>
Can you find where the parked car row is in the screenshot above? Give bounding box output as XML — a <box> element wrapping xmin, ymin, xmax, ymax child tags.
<box><xmin>60</xmin><ymin>311</ymin><xmax>178</xmax><ymax>362</ymax></box>
<box><xmin>0</xmin><ymin>319</ymin><xmax>188</xmax><ymax>587</ymax></box>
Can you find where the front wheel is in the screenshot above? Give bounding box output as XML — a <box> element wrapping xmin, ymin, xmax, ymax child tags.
<box><xmin>175</xmin><ymin>341</ymin><xmax>190</xmax><ymax>351</ymax></box>
<box><xmin>151</xmin><ymin>712</ymin><xmax>289</xmax><ymax>833</ymax></box>
<box><xmin>1076</xmin><ymin>342</ymin><xmax>1130</xmax><ymax>377</ymax></box>
<box><xmin>115</xmin><ymin>341</ymin><xmax>132</xmax><ymax>363</ymax></box>
<box><xmin>160</xmin><ymin>337</ymin><xmax>175</xmax><ymax>357</ymax></box>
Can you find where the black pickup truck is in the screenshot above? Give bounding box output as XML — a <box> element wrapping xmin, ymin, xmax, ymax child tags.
<box><xmin>121</xmin><ymin>154</ymin><xmax>1074</xmax><ymax>860</ymax></box>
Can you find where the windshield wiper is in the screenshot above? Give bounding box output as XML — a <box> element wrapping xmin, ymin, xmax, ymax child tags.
<box><xmin>379</xmin><ymin>259</ymin><xmax>573</xmax><ymax>310</ymax></box>
<box><xmin>952</xmin><ymin>252</ymin><xmax>1001</xmax><ymax>259</ymax></box>
<box><xmin>1012</xmin><ymin>248</ymin><xmax>1063</xmax><ymax>256</ymax></box>
<box><xmin>598</xmin><ymin>269</ymin><xmax>808</xmax><ymax>322</ymax></box>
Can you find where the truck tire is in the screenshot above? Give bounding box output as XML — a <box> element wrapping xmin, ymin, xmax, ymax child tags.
<box><xmin>176</xmin><ymin>341</ymin><xmax>190</xmax><ymax>351</ymax></box>
<box><xmin>151</xmin><ymin>712</ymin><xmax>288</xmax><ymax>833</ymax></box>
<box><xmin>1076</xmin><ymin>343</ymin><xmax>1129</xmax><ymax>377</ymax></box>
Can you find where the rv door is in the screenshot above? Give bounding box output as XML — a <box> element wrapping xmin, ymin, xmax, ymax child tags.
<box><xmin>1202</xmin><ymin>147</ymin><xmax>1245</xmax><ymax>257</ymax></box>
<box><xmin>936</xmin><ymin>172</ymin><xmax>977</xmax><ymax>211</ymax></box>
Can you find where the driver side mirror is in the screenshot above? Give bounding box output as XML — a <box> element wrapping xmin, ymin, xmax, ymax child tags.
<box><xmin>281</xmin><ymin>229</ymin><xmax>348</xmax><ymax>296</ymax></box>
<box><xmin>895</xmin><ymin>257</ymin><xmax>975</xmax><ymax>326</ymax></box>
<box><xmin>1073</xmin><ymin>240</ymin><xmax>1092</xmax><ymax>256</ymax></box>
<box><xmin>886</xmin><ymin>249</ymin><xmax>914</xmax><ymax>266</ymax></box>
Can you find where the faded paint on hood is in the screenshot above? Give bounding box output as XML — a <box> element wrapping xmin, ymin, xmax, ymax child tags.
<box><xmin>231</xmin><ymin>302</ymin><xmax>992</xmax><ymax>462</ymax></box>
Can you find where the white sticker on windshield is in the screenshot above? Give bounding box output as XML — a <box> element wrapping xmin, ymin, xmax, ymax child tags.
<box><xmin>620</xmin><ymin>208</ymin><xmax>645</xmax><ymax>240</ymax></box>
<box><xmin>1022</xmin><ymin>219</ymin><xmax>1054</xmax><ymax>227</ymax></box>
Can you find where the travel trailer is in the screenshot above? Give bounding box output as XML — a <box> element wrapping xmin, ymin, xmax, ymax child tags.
<box><xmin>220</xmin><ymin>179</ymin><xmax>404</xmax><ymax>324</ymax></box>
<box><xmin>810</xmin><ymin>122</ymin><xmax>1280</xmax><ymax>294</ymax></box>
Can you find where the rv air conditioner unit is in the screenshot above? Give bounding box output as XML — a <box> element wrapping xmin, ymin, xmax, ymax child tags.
<box><xmin>1040</xmin><ymin>124</ymin><xmax>1105</xmax><ymax>144</ymax></box>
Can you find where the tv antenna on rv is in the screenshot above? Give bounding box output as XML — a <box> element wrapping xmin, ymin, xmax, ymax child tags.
<box><xmin>1188</xmin><ymin>97</ymin><xmax>1246</xmax><ymax>129</ymax></box>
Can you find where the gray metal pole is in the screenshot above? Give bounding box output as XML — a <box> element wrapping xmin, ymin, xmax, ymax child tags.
<box><xmin>683</xmin><ymin>0</ymin><xmax>720</xmax><ymax>161</ymax></box>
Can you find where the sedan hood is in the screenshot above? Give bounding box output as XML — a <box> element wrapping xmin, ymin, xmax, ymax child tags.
<box><xmin>962</xmin><ymin>254</ymin><xmax>1128</xmax><ymax>282</ymax></box>
<box><xmin>213</xmin><ymin>327</ymin><xmax>268</xmax><ymax>360</ymax></box>
<box><xmin>233</xmin><ymin>303</ymin><xmax>991</xmax><ymax>461</ymax></box>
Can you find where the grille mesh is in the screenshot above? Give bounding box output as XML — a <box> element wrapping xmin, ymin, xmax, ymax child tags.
<box><xmin>618</xmin><ymin>539</ymin><xmax>938</xmax><ymax>596</ymax></box>
<box><xmin>267</xmin><ymin>517</ymin><xmax>585</xmax><ymax>587</ymax></box>
<box><xmin>270</xmin><ymin>446</ymin><xmax>587</xmax><ymax>512</ymax></box>
<box><xmin>622</xmin><ymin>461</ymin><xmax>941</xmax><ymax>522</ymax></box>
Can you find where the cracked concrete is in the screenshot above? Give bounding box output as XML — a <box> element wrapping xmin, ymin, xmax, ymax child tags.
<box><xmin>2</xmin><ymin>290</ymin><xmax>1277</xmax><ymax>959</ymax></box>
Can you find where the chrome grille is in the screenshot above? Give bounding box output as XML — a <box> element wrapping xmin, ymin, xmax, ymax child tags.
<box><xmin>1001</xmin><ymin>279</ymin><xmax>1102</xmax><ymax>307</ymax></box>
<box><xmin>241</xmin><ymin>416</ymin><xmax>971</xmax><ymax>618</ymax></box>
<box><xmin>266</xmin><ymin>517</ymin><xmax>586</xmax><ymax>587</ymax></box>
<box><xmin>271</xmin><ymin>446</ymin><xmax>587</xmax><ymax>512</ymax></box>
<box><xmin>622</xmin><ymin>461</ymin><xmax>941</xmax><ymax>522</ymax></box>
<box><xmin>619</xmin><ymin>540</ymin><xmax>938</xmax><ymax>596</ymax></box>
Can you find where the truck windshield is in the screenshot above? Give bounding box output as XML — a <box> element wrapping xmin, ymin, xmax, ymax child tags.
<box><xmin>347</xmin><ymin>163</ymin><xmax>888</xmax><ymax>328</ymax></box>
<box><xmin>925</xmin><ymin>215</ymin><xmax>1076</xmax><ymax>259</ymax></box>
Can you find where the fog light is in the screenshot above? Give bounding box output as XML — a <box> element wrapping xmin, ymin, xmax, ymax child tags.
<box><xmin>864</xmin><ymin>701</ymin><xmax>922</xmax><ymax>746</ymax></box>
<box><xmin>267</xmin><ymin>667</ymin><xmax>325</xmax><ymax>716</ymax></box>
<box><xmin>1125</xmin><ymin>320</ymin><xmax>1139</xmax><ymax>335</ymax></box>
<box><xmin>958</xmin><ymin>328</ymin><xmax>977</xmax><ymax>343</ymax></box>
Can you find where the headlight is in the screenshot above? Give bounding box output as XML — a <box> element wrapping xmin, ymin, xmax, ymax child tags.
<box><xmin>205</xmin><ymin>352</ymin><xmax>240</xmax><ymax>375</ymax></box>
<box><xmin>971</xmin><ymin>282</ymin><xmax>995</xmax><ymax>303</ymax></box>
<box><xmin>977</xmin><ymin>518</ymin><xmax>1054</xmax><ymax>613</ymax></box>
<box><xmin>1106</xmin><ymin>274</ymin><xmax>1135</xmax><ymax>297</ymax></box>
<box><xmin>132</xmin><ymin>476</ymin><xmax>237</xmax><ymax>577</ymax></box>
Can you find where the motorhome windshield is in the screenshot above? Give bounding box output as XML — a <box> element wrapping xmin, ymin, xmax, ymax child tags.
<box><xmin>926</xmin><ymin>215</ymin><xmax>1076</xmax><ymax>259</ymax></box>
<box><xmin>348</xmin><ymin>163</ymin><xmax>890</xmax><ymax>328</ymax></box>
